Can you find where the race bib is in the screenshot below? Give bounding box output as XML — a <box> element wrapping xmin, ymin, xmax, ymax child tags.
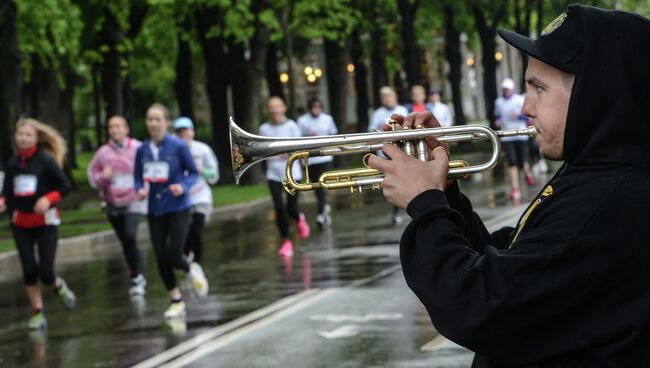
<box><xmin>143</xmin><ymin>161</ymin><xmax>170</xmax><ymax>183</ymax></box>
<box><xmin>14</xmin><ymin>175</ymin><xmax>38</xmax><ymax>197</ymax></box>
<box><xmin>111</xmin><ymin>173</ymin><xmax>134</xmax><ymax>189</ymax></box>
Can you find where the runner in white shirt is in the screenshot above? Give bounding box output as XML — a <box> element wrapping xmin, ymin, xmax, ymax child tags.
<box><xmin>370</xmin><ymin>86</ymin><xmax>408</xmax><ymax>225</ymax></box>
<box><xmin>494</xmin><ymin>78</ymin><xmax>536</xmax><ymax>202</ymax></box>
<box><xmin>260</xmin><ymin>97</ymin><xmax>310</xmax><ymax>257</ymax></box>
<box><xmin>297</xmin><ymin>97</ymin><xmax>338</xmax><ymax>230</ymax></box>
<box><xmin>427</xmin><ymin>89</ymin><xmax>453</xmax><ymax>127</ymax></box>
<box><xmin>174</xmin><ymin>117</ymin><xmax>219</xmax><ymax>267</ymax></box>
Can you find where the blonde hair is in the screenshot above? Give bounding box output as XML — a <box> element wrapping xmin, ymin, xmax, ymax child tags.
<box><xmin>16</xmin><ymin>118</ymin><xmax>67</xmax><ymax>167</ymax></box>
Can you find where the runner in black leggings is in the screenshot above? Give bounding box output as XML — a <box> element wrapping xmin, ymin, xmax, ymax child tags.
<box><xmin>134</xmin><ymin>103</ymin><xmax>208</xmax><ymax>320</ymax></box>
<box><xmin>88</xmin><ymin>116</ymin><xmax>147</xmax><ymax>295</ymax></box>
<box><xmin>0</xmin><ymin>118</ymin><xmax>76</xmax><ymax>330</ymax></box>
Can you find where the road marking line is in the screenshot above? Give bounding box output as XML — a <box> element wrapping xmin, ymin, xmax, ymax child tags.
<box><xmin>161</xmin><ymin>289</ymin><xmax>338</xmax><ymax>368</ymax></box>
<box><xmin>131</xmin><ymin>289</ymin><xmax>322</xmax><ymax>368</ymax></box>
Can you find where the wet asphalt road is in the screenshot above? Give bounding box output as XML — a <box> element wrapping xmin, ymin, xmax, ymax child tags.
<box><xmin>0</xmin><ymin>164</ymin><xmax>550</xmax><ymax>368</ymax></box>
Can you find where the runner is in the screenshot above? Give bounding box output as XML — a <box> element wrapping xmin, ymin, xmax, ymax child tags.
<box><xmin>87</xmin><ymin>115</ymin><xmax>148</xmax><ymax>295</ymax></box>
<box><xmin>134</xmin><ymin>103</ymin><xmax>208</xmax><ymax>319</ymax></box>
<box><xmin>173</xmin><ymin>117</ymin><xmax>219</xmax><ymax>267</ymax></box>
<box><xmin>0</xmin><ymin>118</ymin><xmax>76</xmax><ymax>330</ymax></box>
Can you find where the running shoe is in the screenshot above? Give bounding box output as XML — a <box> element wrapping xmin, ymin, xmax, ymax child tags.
<box><xmin>188</xmin><ymin>262</ymin><xmax>209</xmax><ymax>298</ymax></box>
<box><xmin>164</xmin><ymin>301</ymin><xmax>186</xmax><ymax>319</ymax></box>
<box><xmin>296</xmin><ymin>213</ymin><xmax>310</xmax><ymax>239</ymax></box>
<box><xmin>392</xmin><ymin>213</ymin><xmax>403</xmax><ymax>225</ymax></box>
<box><xmin>511</xmin><ymin>188</ymin><xmax>522</xmax><ymax>200</ymax></box>
<box><xmin>56</xmin><ymin>278</ymin><xmax>76</xmax><ymax>309</ymax></box>
<box><xmin>525</xmin><ymin>173</ymin><xmax>536</xmax><ymax>186</ymax></box>
<box><xmin>165</xmin><ymin>316</ymin><xmax>187</xmax><ymax>335</ymax></box>
<box><xmin>28</xmin><ymin>311</ymin><xmax>47</xmax><ymax>330</ymax></box>
<box><xmin>278</xmin><ymin>239</ymin><xmax>294</xmax><ymax>257</ymax></box>
<box><xmin>129</xmin><ymin>274</ymin><xmax>147</xmax><ymax>296</ymax></box>
<box><xmin>316</xmin><ymin>205</ymin><xmax>333</xmax><ymax>230</ymax></box>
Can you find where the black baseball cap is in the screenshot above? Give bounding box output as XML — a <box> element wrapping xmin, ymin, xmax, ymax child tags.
<box><xmin>497</xmin><ymin>5</ymin><xmax>584</xmax><ymax>74</ymax></box>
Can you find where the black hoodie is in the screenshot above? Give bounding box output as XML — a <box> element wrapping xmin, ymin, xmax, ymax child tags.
<box><xmin>400</xmin><ymin>5</ymin><xmax>650</xmax><ymax>367</ymax></box>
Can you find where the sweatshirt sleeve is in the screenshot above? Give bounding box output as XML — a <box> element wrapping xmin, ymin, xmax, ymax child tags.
<box><xmin>442</xmin><ymin>182</ymin><xmax>513</xmax><ymax>251</ymax></box>
<box><xmin>202</xmin><ymin>144</ymin><xmax>220</xmax><ymax>185</ymax></box>
<box><xmin>47</xmin><ymin>158</ymin><xmax>71</xmax><ymax>200</ymax></box>
<box><xmin>87</xmin><ymin>148</ymin><xmax>110</xmax><ymax>189</ymax></box>
<box><xmin>179</xmin><ymin>143</ymin><xmax>198</xmax><ymax>193</ymax></box>
<box><xmin>134</xmin><ymin>147</ymin><xmax>144</xmax><ymax>192</ymax></box>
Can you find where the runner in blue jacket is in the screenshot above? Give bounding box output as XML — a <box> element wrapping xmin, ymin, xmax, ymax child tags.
<box><xmin>134</xmin><ymin>103</ymin><xmax>208</xmax><ymax>320</ymax></box>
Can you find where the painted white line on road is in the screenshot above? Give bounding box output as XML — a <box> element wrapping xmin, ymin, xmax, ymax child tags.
<box><xmin>318</xmin><ymin>324</ymin><xmax>361</xmax><ymax>339</ymax></box>
<box><xmin>162</xmin><ymin>288</ymin><xmax>338</xmax><ymax>368</ymax></box>
<box><xmin>131</xmin><ymin>289</ymin><xmax>322</xmax><ymax>368</ymax></box>
<box><xmin>309</xmin><ymin>312</ymin><xmax>403</xmax><ymax>323</ymax></box>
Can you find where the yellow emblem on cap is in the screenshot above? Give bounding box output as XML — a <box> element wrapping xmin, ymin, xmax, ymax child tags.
<box><xmin>542</xmin><ymin>12</ymin><xmax>567</xmax><ymax>36</ymax></box>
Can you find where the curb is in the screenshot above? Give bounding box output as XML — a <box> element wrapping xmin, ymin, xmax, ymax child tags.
<box><xmin>0</xmin><ymin>196</ymin><xmax>275</xmax><ymax>281</ymax></box>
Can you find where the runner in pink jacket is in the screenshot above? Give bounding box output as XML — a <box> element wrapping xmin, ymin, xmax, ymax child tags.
<box><xmin>87</xmin><ymin>116</ymin><xmax>148</xmax><ymax>296</ymax></box>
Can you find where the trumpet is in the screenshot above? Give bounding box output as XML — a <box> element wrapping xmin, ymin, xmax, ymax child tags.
<box><xmin>229</xmin><ymin>117</ymin><xmax>536</xmax><ymax>194</ymax></box>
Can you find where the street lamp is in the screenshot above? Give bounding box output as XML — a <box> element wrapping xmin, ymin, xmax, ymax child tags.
<box><xmin>279</xmin><ymin>72</ymin><xmax>289</xmax><ymax>84</ymax></box>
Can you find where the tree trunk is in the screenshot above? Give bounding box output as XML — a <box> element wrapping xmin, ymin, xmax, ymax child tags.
<box><xmin>28</xmin><ymin>57</ymin><xmax>78</xmax><ymax>178</ymax></box>
<box><xmin>370</xmin><ymin>25</ymin><xmax>389</xmax><ymax>108</ymax></box>
<box><xmin>175</xmin><ymin>15</ymin><xmax>195</xmax><ymax>121</ymax></box>
<box><xmin>473</xmin><ymin>3</ymin><xmax>507</xmax><ymax>128</ymax></box>
<box><xmin>92</xmin><ymin>64</ymin><xmax>103</xmax><ymax>148</ymax></box>
<box><xmin>350</xmin><ymin>30</ymin><xmax>369</xmax><ymax>132</ymax></box>
<box><xmin>101</xmin><ymin>10</ymin><xmax>124</xmax><ymax>125</ymax></box>
<box><xmin>265</xmin><ymin>42</ymin><xmax>285</xmax><ymax>100</ymax></box>
<box><xmin>123</xmin><ymin>2</ymin><xmax>149</xmax><ymax>126</ymax></box>
<box><xmin>324</xmin><ymin>39</ymin><xmax>349</xmax><ymax>130</ymax></box>
<box><xmin>514</xmin><ymin>0</ymin><xmax>534</xmax><ymax>91</ymax></box>
<box><xmin>197</xmin><ymin>8</ymin><xmax>234</xmax><ymax>183</ymax></box>
<box><xmin>0</xmin><ymin>0</ymin><xmax>20</xmax><ymax>166</ymax></box>
<box><xmin>443</xmin><ymin>4</ymin><xmax>466</xmax><ymax>125</ymax></box>
<box><xmin>280</xmin><ymin>7</ymin><xmax>296</xmax><ymax>117</ymax></box>
<box><xmin>396</xmin><ymin>0</ymin><xmax>422</xmax><ymax>88</ymax></box>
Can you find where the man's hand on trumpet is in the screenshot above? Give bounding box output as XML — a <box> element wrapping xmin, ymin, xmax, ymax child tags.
<box><xmin>367</xmin><ymin>111</ymin><xmax>450</xmax><ymax>209</ymax></box>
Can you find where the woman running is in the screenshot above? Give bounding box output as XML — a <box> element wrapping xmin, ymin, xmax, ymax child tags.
<box><xmin>134</xmin><ymin>103</ymin><xmax>208</xmax><ymax>319</ymax></box>
<box><xmin>87</xmin><ymin>115</ymin><xmax>148</xmax><ymax>295</ymax></box>
<box><xmin>260</xmin><ymin>96</ymin><xmax>310</xmax><ymax>257</ymax></box>
<box><xmin>0</xmin><ymin>118</ymin><xmax>75</xmax><ymax>330</ymax></box>
<box><xmin>173</xmin><ymin>117</ymin><xmax>219</xmax><ymax>267</ymax></box>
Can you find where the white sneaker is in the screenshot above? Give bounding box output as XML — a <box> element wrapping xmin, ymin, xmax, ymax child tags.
<box><xmin>164</xmin><ymin>301</ymin><xmax>186</xmax><ymax>319</ymax></box>
<box><xmin>392</xmin><ymin>213</ymin><xmax>403</xmax><ymax>225</ymax></box>
<box><xmin>188</xmin><ymin>262</ymin><xmax>209</xmax><ymax>298</ymax></box>
<box><xmin>129</xmin><ymin>274</ymin><xmax>147</xmax><ymax>296</ymax></box>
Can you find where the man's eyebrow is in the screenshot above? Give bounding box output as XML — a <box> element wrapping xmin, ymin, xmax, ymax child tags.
<box><xmin>526</xmin><ymin>76</ymin><xmax>548</xmax><ymax>88</ymax></box>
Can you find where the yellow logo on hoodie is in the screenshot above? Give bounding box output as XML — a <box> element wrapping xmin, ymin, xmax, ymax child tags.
<box><xmin>509</xmin><ymin>185</ymin><xmax>554</xmax><ymax>248</ymax></box>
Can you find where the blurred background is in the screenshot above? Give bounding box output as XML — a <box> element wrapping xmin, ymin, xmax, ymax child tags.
<box><xmin>0</xmin><ymin>0</ymin><xmax>648</xmax><ymax>181</ymax></box>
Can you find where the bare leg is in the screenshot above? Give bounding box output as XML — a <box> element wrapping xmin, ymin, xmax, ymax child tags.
<box><xmin>25</xmin><ymin>285</ymin><xmax>43</xmax><ymax>310</ymax></box>
<box><xmin>509</xmin><ymin>166</ymin><xmax>520</xmax><ymax>190</ymax></box>
<box><xmin>169</xmin><ymin>287</ymin><xmax>182</xmax><ymax>301</ymax></box>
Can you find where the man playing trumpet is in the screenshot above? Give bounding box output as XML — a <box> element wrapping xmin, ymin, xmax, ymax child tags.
<box><xmin>368</xmin><ymin>4</ymin><xmax>650</xmax><ymax>366</ymax></box>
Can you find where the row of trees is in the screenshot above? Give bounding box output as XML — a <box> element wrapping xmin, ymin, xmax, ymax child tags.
<box><xmin>0</xmin><ymin>0</ymin><xmax>648</xmax><ymax>182</ymax></box>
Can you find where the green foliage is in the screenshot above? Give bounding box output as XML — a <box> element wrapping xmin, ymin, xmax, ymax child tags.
<box><xmin>16</xmin><ymin>0</ymin><xmax>83</xmax><ymax>85</ymax></box>
<box><xmin>290</xmin><ymin>0</ymin><xmax>361</xmax><ymax>42</ymax></box>
<box><xmin>130</xmin><ymin>3</ymin><xmax>178</xmax><ymax>110</ymax></box>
